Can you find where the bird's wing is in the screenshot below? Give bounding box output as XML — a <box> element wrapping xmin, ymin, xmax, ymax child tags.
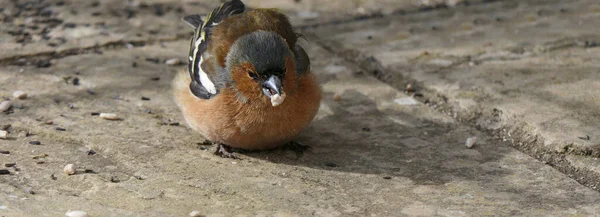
<box><xmin>293</xmin><ymin>44</ymin><xmax>311</xmax><ymax>75</ymax></box>
<box><xmin>182</xmin><ymin>0</ymin><xmax>245</xmax><ymax>99</ymax></box>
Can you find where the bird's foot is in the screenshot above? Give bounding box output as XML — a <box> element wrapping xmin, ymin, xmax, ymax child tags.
<box><xmin>214</xmin><ymin>143</ymin><xmax>239</xmax><ymax>159</ymax></box>
<box><xmin>284</xmin><ymin>141</ymin><xmax>312</xmax><ymax>157</ymax></box>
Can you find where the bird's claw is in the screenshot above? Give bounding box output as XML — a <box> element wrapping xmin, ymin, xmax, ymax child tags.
<box><xmin>285</xmin><ymin>141</ymin><xmax>312</xmax><ymax>157</ymax></box>
<box><xmin>214</xmin><ymin>143</ymin><xmax>239</xmax><ymax>159</ymax></box>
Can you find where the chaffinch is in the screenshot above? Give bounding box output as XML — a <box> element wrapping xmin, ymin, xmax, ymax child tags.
<box><xmin>173</xmin><ymin>0</ymin><xmax>321</xmax><ymax>158</ymax></box>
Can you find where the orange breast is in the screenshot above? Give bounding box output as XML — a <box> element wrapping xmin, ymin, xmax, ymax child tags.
<box><xmin>173</xmin><ymin>69</ymin><xmax>321</xmax><ymax>150</ymax></box>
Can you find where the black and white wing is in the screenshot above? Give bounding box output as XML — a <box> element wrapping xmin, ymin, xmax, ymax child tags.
<box><xmin>182</xmin><ymin>0</ymin><xmax>245</xmax><ymax>99</ymax></box>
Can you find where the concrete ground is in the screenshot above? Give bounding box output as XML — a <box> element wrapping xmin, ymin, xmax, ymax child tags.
<box><xmin>0</xmin><ymin>0</ymin><xmax>599</xmax><ymax>216</ymax></box>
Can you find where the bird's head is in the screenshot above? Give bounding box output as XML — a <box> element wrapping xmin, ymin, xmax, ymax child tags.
<box><xmin>226</xmin><ymin>30</ymin><xmax>295</xmax><ymax>107</ymax></box>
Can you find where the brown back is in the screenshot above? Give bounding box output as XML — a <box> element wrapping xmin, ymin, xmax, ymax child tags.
<box><xmin>209</xmin><ymin>9</ymin><xmax>298</xmax><ymax>67</ymax></box>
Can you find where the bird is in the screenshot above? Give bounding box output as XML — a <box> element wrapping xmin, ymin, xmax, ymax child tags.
<box><xmin>172</xmin><ymin>0</ymin><xmax>321</xmax><ymax>158</ymax></box>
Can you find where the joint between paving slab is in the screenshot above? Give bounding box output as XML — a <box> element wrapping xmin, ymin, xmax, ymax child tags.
<box><xmin>309</xmin><ymin>33</ymin><xmax>600</xmax><ymax>192</ymax></box>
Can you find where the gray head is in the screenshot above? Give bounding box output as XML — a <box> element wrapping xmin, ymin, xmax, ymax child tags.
<box><xmin>225</xmin><ymin>30</ymin><xmax>294</xmax><ymax>106</ymax></box>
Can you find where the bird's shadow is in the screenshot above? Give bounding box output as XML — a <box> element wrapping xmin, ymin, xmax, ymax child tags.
<box><xmin>244</xmin><ymin>90</ymin><xmax>510</xmax><ymax>186</ymax></box>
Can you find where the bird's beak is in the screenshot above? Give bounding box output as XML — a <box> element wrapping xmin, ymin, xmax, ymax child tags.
<box><xmin>262</xmin><ymin>75</ymin><xmax>286</xmax><ymax>107</ymax></box>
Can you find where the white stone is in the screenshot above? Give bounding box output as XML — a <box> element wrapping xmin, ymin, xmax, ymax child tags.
<box><xmin>0</xmin><ymin>101</ymin><xmax>11</xmax><ymax>112</ymax></box>
<box><xmin>65</xmin><ymin>210</ymin><xmax>88</xmax><ymax>217</ymax></box>
<box><xmin>165</xmin><ymin>58</ymin><xmax>181</xmax><ymax>66</ymax></box>
<box><xmin>466</xmin><ymin>137</ymin><xmax>477</xmax><ymax>149</ymax></box>
<box><xmin>0</xmin><ymin>130</ymin><xmax>7</xmax><ymax>139</ymax></box>
<box><xmin>13</xmin><ymin>90</ymin><xmax>27</xmax><ymax>100</ymax></box>
<box><xmin>100</xmin><ymin>113</ymin><xmax>121</xmax><ymax>120</ymax></box>
<box><xmin>63</xmin><ymin>164</ymin><xmax>76</xmax><ymax>175</ymax></box>
<box><xmin>189</xmin><ymin>211</ymin><xmax>202</xmax><ymax>217</ymax></box>
<box><xmin>429</xmin><ymin>59</ymin><xmax>453</xmax><ymax>67</ymax></box>
<box><xmin>297</xmin><ymin>11</ymin><xmax>320</xmax><ymax>19</ymax></box>
<box><xmin>394</xmin><ymin>97</ymin><xmax>420</xmax><ymax>105</ymax></box>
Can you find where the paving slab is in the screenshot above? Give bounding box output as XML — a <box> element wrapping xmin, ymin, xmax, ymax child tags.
<box><xmin>307</xmin><ymin>0</ymin><xmax>600</xmax><ymax>190</ymax></box>
<box><xmin>1</xmin><ymin>37</ymin><xmax>600</xmax><ymax>216</ymax></box>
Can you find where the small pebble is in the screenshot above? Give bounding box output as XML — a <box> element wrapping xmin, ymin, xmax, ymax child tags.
<box><xmin>87</xmin><ymin>150</ymin><xmax>96</xmax><ymax>155</ymax></box>
<box><xmin>25</xmin><ymin>189</ymin><xmax>35</xmax><ymax>195</ymax></box>
<box><xmin>134</xmin><ymin>175</ymin><xmax>144</xmax><ymax>180</ymax></box>
<box><xmin>65</xmin><ymin>210</ymin><xmax>88</xmax><ymax>217</ymax></box>
<box><xmin>45</xmin><ymin>120</ymin><xmax>54</xmax><ymax>125</ymax></box>
<box><xmin>5</xmin><ymin>163</ymin><xmax>16</xmax><ymax>167</ymax></box>
<box><xmin>165</xmin><ymin>58</ymin><xmax>181</xmax><ymax>65</ymax></box>
<box><xmin>72</xmin><ymin>77</ymin><xmax>80</xmax><ymax>85</ymax></box>
<box><xmin>332</xmin><ymin>94</ymin><xmax>341</xmax><ymax>101</ymax></box>
<box><xmin>91</xmin><ymin>112</ymin><xmax>100</xmax><ymax>116</ymax></box>
<box><xmin>141</xmin><ymin>96</ymin><xmax>151</xmax><ymax>101</ymax></box>
<box><xmin>112</xmin><ymin>95</ymin><xmax>126</xmax><ymax>100</ymax></box>
<box><xmin>150</xmin><ymin>76</ymin><xmax>160</xmax><ymax>81</ymax></box>
<box><xmin>64</xmin><ymin>164</ymin><xmax>76</xmax><ymax>175</ymax></box>
<box><xmin>100</xmin><ymin>113</ymin><xmax>121</xmax><ymax>120</ymax></box>
<box><xmin>0</xmin><ymin>101</ymin><xmax>12</xmax><ymax>112</ymax></box>
<box><xmin>29</xmin><ymin>141</ymin><xmax>41</xmax><ymax>145</ymax></box>
<box><xmin>55</xmin><ymin>127</ymin><xmax>66</xmax><ymax>131</ymax></box>
<box><xmin>32</xmin><ymin>154</ymin><xmax>48</xmax><ymax>159</ymax></box>
<box><xmin>465</xmin><ymin>137</ymin><xmax>477</xmax><ymax>149</ymax></box>
<box><xmin>110</xmin><ymin>176</ymin><xmax>120</xmax><ymax>183</ymax></box>
<box><xmin>394</xmin><ymin>97</ymin><xmax>419</xmax><ymax>105</ymax></box>
<box><xmin>383</xmin><ymin>176</ymin><xmax>392</xmax><ymax>179</ymax></box>
<box><xmin>13</xmin><ymin>91</ymin><xmax>28</xmax><ymax>100</ymax></box>
<box><xmin>168</xmin><ymin>122</ymin><xmax>180</xmax><ymax>126</ymax></box>
<box><xmin>189</xmin><ymin>211</ymin><xmax>203</xmax><ymax>217</ymax></box>
<box><xmin>51</xmin><ymin>174</ymin><xmax>57</xmax><ymax>180</ymax></box>
<box><xmin>0</xmin><ymin>130</ymin><xmax>8</xmax><ymax>139</ymax></box>
<box><xmin>325</xmin><ymin>162</ymin><xmax>337</xmax><ymax>167</ymax></box>
<box><xmin>145</xmin><ymin>57</ymin><xmax>160</xmax><ymax>64</ymax></box>
<box><xmin>405</xmin><ymin>84</ymin><xmax>414</xmax><ymax>92</ymax></box>
<box><xmin>0</xmin><ymin>150</ymin><xmax>10</xmax><ymax>154</ymax></box>
<box><xmin>0</xmin><ymin>169</ymin><xmax>10</xmax><ymax>175</ymax></box>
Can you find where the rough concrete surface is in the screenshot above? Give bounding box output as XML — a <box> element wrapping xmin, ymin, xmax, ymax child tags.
<box><xmin>1</xmin><ymin>0</ymin><xmax>600</xmax><ymax>216</ymax></box>
<box><xmin>0</xmin><ymin>0</ymin><xmax>465</xmax><ymax>61</ymax></box>
<box><xmin>308</xmin><ymin>0</ymin><xmax>600</xmax><ymax>191</ymax></box>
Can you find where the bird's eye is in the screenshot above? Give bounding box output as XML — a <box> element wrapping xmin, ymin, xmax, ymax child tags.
<box><xmin>247</xmin><ymin>70</ymin><xmax>259</xmax><ymax>80</ymax></box>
